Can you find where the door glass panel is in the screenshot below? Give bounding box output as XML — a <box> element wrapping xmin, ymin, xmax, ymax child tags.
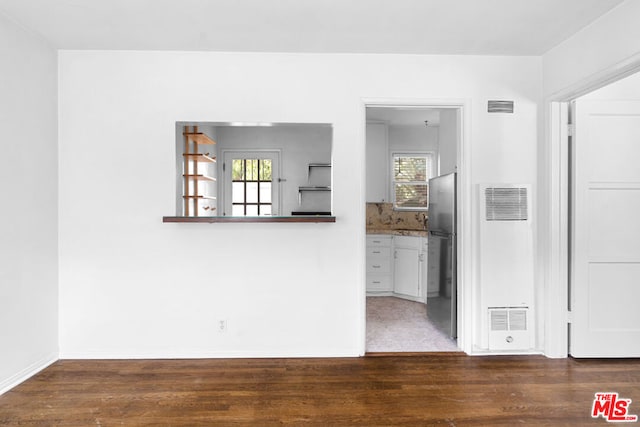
<box><xmin>232</xmin><ymin>182</ymin><xmax>245</xmax><ymax>203</ymax></box>
<box><xmin>232</xmin><ymin>205</ymin><xmax>245</xmax><ymax>216</ymax></box>
<box><xmin>246</xmin><ymin>182</ymin><xmax>258</xmax><ymax>203</ymax></box>
<box><xmin>260</xmin><ymin>182</ymin><xmax>272</xmax><ymax>203</ymax></box>
<box><xmin>246</xmin><ymin>205</ymin><xmax>258</xmax><ymax>216</ymax></box>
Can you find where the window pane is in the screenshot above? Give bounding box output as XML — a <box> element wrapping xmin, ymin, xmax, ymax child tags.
<box><xmin>395</xmin><ymin>183</ymin><xmax>428</xmax><ymax>208</ymax></box>
<box><xmin>232</xmin><ymin>182</ymin><xmax>245</xmax><ymax>203</ymax></box>
<box><xmin>259</xmin><ymin>159</ymin><xmax>272</xmax><ymax>181</ymax></box>
<box><xmin>247</xmin><ymin>159</ymin><xmax>258</xmax><ymax>181</ymax></box>
<box><xmin>259</xmin><ymin>182</ymin><xmax>272</xmax><ymax>203</ymax></box>
<box><xmin>394</xmin><ymin>156</ymin><xmax>427</xmax><ymax>182</ymax></box>
<box><xmin>246</xmin><ymin>205</ymin><xmax>258</xmax><ymax>216</ymax></box>
<box><xmin>232</xmin><ymin>159</ymin><xmax>244</xmax><ymax>180</ymax></box>
<box><xmin>260</xmin><ymin>204</ymin><xmax>272</xmax><ymax>216</ymax></box>
<box><xmin>246</xmin><ymin>182</ymin><xmax>258</xmax><ymax>203</ymax></box>
<box><xmin>232</xmin><ymin>204</ymin><xmax>245</xmax><ymax>216</ymax></box>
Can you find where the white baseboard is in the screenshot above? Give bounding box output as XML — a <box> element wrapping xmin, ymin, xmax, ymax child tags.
<box><xmin>58</xmin><ymin>348</ymin><xmax>361</xmax><ymax>359</ymax></box>
<box><xmin>0</xmin><ymin>353</ymin><xmax>58</xmax><ymax>395</ymax></box>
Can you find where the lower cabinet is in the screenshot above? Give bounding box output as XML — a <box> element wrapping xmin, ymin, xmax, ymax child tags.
<box><xmin>366</xmin><ymin>236</ymin><xmax>393</xmax><ymax>292</ymax></box>
<box><xmin>367</xmin><ymin>234</ymin><xmax>427</xmax><ymax>302</ymax></box>
<box><xmin>393</xmin><ymin>236</ymin><xmax>421</xmax><ymax>300</ymax></box>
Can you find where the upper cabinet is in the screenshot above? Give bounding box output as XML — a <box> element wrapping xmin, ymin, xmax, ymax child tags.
<box><xmin>365</xmin><ymin>122</ymin><xmax>389</xmax><ymax>203</ymax></box>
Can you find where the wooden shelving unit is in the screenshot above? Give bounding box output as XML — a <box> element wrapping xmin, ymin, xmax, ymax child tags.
<box><xmin>183</xmin><ymin>126</ymin><xmax>217</xmax><ymax>216</ymax></box>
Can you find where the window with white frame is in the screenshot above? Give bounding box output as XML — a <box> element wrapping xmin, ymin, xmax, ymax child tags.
<box><xmin>392</xmin><ymin>153</ymin><xmax>433</xmax><ymax>210</ymax></box>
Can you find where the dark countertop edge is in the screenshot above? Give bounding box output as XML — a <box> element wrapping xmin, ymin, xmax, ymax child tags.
<box><xmin>366</xmin><ymin>229</ymin><xmax>428</xmax><ymax>237</ymax></box>
<box><xmin>163</xmin><ymin>216</ymin><xmax>336</xmax><ymax>223</ymax></box>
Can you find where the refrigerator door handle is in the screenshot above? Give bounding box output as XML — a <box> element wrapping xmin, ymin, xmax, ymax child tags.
<box><xmin>429</xmin><ymin>230</ymin><xmax>454</xmax><ymax>238</ymax></box>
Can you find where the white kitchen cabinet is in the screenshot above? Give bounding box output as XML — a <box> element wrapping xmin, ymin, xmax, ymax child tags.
<box><xmin>393</xmin><ymin>236</ymin><xmax>422</xmax><ymax>301</ymax></box>
<box><xmin>367</xmin><ymin>234</ymin><xmax>427</xmax><ymax>301</ymax></box>
<box><xmin>366</xmin><ymin>235</ymin><xmax>393</xmax><ymax>293</ymax></box>
<box><xmin>365</xmin><ymin>123</ymin><xmax>389</xmax><ymax>202</ymax></box>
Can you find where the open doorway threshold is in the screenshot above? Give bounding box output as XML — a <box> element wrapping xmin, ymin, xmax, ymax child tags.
<box><xmin>366</xmin><ymin>297</ymin><xmax>460</xmax><ymax>353</ymax></box>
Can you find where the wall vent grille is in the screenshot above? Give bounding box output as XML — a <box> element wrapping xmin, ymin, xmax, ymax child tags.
<box><xmin>490</xmin><ymin>308</ymin><xmax>528</xmax><ymax>331</ymax></box>
<box><xmin>485</xmin><ymin>187</ymin><xmax>528</xmax><ymax>221</ymax></box>
<box><xmin>488</xmin><ymin>100</ymin><xmax>514</xmax><ymax>113</ymax></box>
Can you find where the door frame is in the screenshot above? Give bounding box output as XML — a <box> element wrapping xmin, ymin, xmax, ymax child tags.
<box><xmin>545</xmin><ymin>61</ymin><xmax>640</xmax><ymax>358</ymax></box>
<box><xmin>361</xmin><ymin>98</ymin><xmax>471</xmax><ymax>354</ymax></box>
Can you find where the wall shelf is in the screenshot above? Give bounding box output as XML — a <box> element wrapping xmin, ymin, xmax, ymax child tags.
<box><xmin>298</xmin><ymin>186</ymin><xmax>331</xmax><ymax>192</ymax></box>
<box><xmin>183</xmin><ymin>174</ymin><xmax>216</xmax><ymax>182</ymax></box>
<box><xmin>184</xmin><ymin>132</ymin><xmax>216</xmax><ymax>145</ymax></box>
<box><xmin>183</xmin><ymin>153</ymin><xmax>216</xmax><ymax>163</ymax></box>
<box><xmin>183</xmin><ymin>195</ymin><xmax>217</xmax><ymax>200</ymax></box>
<box><xmin>308</xmin><ymin>163</ymin><xmax>331</xmax><ymax>173</ymax></box>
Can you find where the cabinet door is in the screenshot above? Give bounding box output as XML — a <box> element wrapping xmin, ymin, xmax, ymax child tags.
<box><xmin>366</xmin><ymin>123</ymin><xmax>389</xmax><ymax>202</ymax></box>
<box><xmin>394</xmin><ymin>247</ymin><xmax>420</xmax><ymax>298</ymax></box>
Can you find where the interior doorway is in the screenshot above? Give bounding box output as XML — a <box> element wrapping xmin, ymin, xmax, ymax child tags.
<box><xmin>364</xmin><ymin>104</ymin><xmax>463</xmax><ymax>353</ymax></box>
<box><xmin>567</xmin><ymin>71</ymin><xmax>640</xmax><ymax>357</ymax></box>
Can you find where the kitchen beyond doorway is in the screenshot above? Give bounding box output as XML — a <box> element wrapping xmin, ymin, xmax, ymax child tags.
<box><xmin>365</xmin><ymin>103</ymin><xmax>463</xmax><ymax>353</ymax></box>
<box><xmin>366</xmin><ymin>297</ymin><xmax>459</xmax><ymax>352</ymax></box>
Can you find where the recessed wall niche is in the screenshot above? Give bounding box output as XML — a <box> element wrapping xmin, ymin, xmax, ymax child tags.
<box><xmin>166</xmin><ymin>122</ymin><xmax>334</xmax><ymax>223</ymax></box>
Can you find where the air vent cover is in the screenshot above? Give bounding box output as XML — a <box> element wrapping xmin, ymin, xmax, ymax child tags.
<box><xmin>485</xmin><ymin>187</ymin><xmax>528</xmax><ymax>221</ymax></box>
<box><xmin>488</xmin><ymin>100</ymin><xmax>514</xmax><ymax>113</ymax></box>
<box><xmin>489</xmin><ymin>308</ymin><xmax>529</xmax><ymax>332</ymax></box>
<box><xmin>488</xmin><ymin>307</ymin><xmax>531</xmax><ymax>350</ymax></box>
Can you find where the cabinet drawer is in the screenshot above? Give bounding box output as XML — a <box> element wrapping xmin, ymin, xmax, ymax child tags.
<box><xmin>367</xmin><ymin>257</ymin><xmax>391</xmax><ymax>273</ymax></box>
<box><xmin>367</xmin><ymin>246</ymin><xmax>391</xmax><ymax>258</ymax></box>
<box><xmin>366</xmin><ymin>235</ymin><xmax>392</xmax><ymax>247</ymax></box>
<box><xmin>394</xmin><ymin>235</ymin><xmax>421</xmax><ymax>249</ymax></box>
<box><xmin>366</xmin><ymin>275</ymin><xmax>392</xmax><ymax>292</ymax></box>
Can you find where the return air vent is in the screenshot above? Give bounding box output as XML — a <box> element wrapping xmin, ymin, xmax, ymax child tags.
<box><xmin>485</xmin><ymin>187</ymin><xmax>528</xmax><ymax>221</ymax></box>
<box><xmin>490</xmin><ymin>308</ymin><xmax>527</xmax><ymax>331</ymax></box>
<box><xmin>487</xmin><ymin>100</ymin><xmax>514</xmax><ymax>113</ymax></box>
<box><xmin>488</xmin><ymin>307</ymin><xmax>531</xmax><ymax>350</ymax></box>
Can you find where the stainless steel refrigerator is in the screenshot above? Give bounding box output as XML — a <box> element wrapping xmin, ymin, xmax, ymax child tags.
<box><xmin>427</xmin><ymin>172</ymin><xmax>457</xmax><ymax>338</ymax></box>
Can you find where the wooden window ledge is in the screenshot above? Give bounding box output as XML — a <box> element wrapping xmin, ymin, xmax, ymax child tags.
<box><xmin>163</xmin><ymin>216</ymin><xmax>336</xmax><ymax>223</ymax></box>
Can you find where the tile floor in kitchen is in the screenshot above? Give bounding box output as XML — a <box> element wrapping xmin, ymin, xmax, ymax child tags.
<box><xmin>366</xmin><ymin>296</ymin><xmax>460</xmax><ymax>352</ymax></box>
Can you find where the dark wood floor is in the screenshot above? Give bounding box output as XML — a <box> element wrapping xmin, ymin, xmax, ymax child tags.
<box><xmin>1</xmin><ymin>354</ymin><xmax>639</xmax><ymax>426</ymax></box>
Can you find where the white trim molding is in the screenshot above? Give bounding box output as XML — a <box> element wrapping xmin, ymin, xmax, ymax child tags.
<box><xmin>361</xmin><ymin>98</ymin><xmax>472</xmax><ymax>354</ymax></box>
<box><xmin>0</xmin><ymin>353</ymin><xmax>58</xmax><ymax>396</ymax></box>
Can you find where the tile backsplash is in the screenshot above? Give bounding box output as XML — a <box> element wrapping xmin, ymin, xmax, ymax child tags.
<box><xmin>366</xmin><ymin>203</ymin><xmax>427</xmax><ymax>231</ymax></box>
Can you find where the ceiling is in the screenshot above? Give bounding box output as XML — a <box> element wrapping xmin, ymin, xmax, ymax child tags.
<box><xmin>0</xmin><ymin>0</ymin><xmax>625</xmax><ymax>55</ymax></box>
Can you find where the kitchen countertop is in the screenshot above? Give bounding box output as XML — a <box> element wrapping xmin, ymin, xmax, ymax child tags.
<box><xmin>366</xmin><ymin>229</ymin><xmax>428</xmax><ymax>238</ymax></box>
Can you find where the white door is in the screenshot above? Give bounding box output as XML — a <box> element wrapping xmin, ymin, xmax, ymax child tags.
<box><xmin>222</xmin><ymin>151</ymin><xmax>280</xmax><ymax>216</ymax></box>
<box><xmin>570</xmin><ymin>100</ymin><xmax>640</xmax><ymax>357</ymax></box>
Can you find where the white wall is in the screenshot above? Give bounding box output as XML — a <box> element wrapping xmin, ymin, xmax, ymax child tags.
<box><xmin>543</xmin><ymin>1</ymin><xmax>640</xmax><ymax>99</ymax></box>
<box><xmin>389</xmin><ymin>125</ymin><xmax>438</xmax><ymax>153</ymax></box>
<box><xmin>0</xmin><ymin>13</ymin><xmax>58</xmax><ymax>393</ymax></box>
<box><xmin>58</xmin><ymin>51</ymin><xmax>541</xmax><ymax>357</ymax></box>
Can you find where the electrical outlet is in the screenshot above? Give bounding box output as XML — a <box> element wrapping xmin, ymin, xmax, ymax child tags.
<box><xmin>218</xmin><ymin>320</ymin><xmax>227</xmax><ymax>333</ymax></box>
